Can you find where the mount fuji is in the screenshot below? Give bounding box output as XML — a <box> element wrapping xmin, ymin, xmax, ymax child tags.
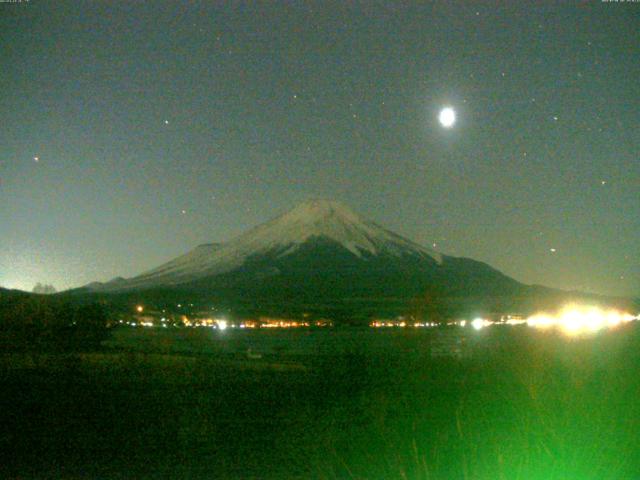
<box><xmin>107</xmin><ymin>199</ymin><xmax>446</xmax><ymax>289</ymax></box>
<box><xmin>83</xmin><ymin>199</ymin><xmax>533</xmax><ymax>318</ymax></box>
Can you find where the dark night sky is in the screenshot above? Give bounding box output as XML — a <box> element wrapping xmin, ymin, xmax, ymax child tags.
<box><xmin>1</xmin><ymin>1</ymin><xmax>638</xmax><ymax>296</ymax></box>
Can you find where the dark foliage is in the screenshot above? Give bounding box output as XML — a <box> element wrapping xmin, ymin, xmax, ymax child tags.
<box><xmin>2</xmin><ymin>326</ymin><xmax>640</xmax><ymax>478</ymax></box>
<box><xmin>0</xmin><ymin>291</ymin><xmax>109</xmax><ymax>351</ymax></box>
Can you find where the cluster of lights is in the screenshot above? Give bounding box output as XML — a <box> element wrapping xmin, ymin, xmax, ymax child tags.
<box><xmin>368</xmin><ymin>306</ymin><xmax>638</xmax><ymax>336</ymax></box>
<box><xmin>370</xmin><ymin>321</ymin><xmax>443</xmax><ymax>328</ymax></box>
<box><xmin>125</xmin><ymin>311</ymin><xmax>327</xmax><ymax>329</ymax></box>
<box><xmin>261</xmin><ymin>320</ymin><xmax>310</xmax><ymax>328</ymax></box>
<box><xmin>185</xmin><ymin>318</ymin><xmax>234</xmax><ymax>329</ymax></box>
<box><xmin>129</xmin><ymin>304</ymin><xmax>637</xmax><ymax>335</ymax></box>
<box><xmin>119</xmin><ymin>319</ymin><xmax>173</xmax><ymax>328</ymax></box>
<box><xmin>371</xmin><ymin>321</ymin><xmax>405</xmax><ymax>328</ymax></box>
<box><xmin>525</xmin><ymin>306</ymin><xmax>637</xmax><ymax>335</ymax></box>
<box><xmin>258</xmin><ymin>318</ymin><xmax>332</xmax><ymax>328</ymax></box>
<box><xmin>469</xmin><ymin>306</ymin><xmax>638</xmax><ymax>336</ymax></box>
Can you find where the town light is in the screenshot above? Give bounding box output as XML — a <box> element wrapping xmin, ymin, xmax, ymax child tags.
<box><xmin>216</xmin><ymin>319</ymin><xmax>228</xmax><ymax>331</ymax></box>
<box><xmin>471</xmin><ymin>318</ymin><xmax>485</xmax><ymax>330</ymax></box>
<box><xmin>524</xmin><ymin>305</ymin><xmax>637</xmax><ymax>336</ymax></box>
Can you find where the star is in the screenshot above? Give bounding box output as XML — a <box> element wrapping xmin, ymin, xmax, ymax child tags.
<box><xmin>164</xmin><ymin>120</ymin><xmax>169</xmax><ymax>125</ymax></box>
<box><xmin>181</xmin><ymin>209</ymin><xmax>186</xmax><ymax>214</ymax></box>
<box><xmin>601</xmin><ymin>180</ymin><xmax>607</xmax><ymax>185</ymax></box>
<box><xmin>33</xmin><ymin>156</ymin><xmax>39</xmax><ymax>162</ymax></box>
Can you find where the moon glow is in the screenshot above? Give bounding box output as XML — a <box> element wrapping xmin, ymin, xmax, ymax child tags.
<box><xmin>438</xmin><ymin>107</ymin><xmax>456</xmax><ymax>128</ymax></box>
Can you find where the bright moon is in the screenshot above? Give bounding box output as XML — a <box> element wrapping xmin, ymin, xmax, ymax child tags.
<box><xmin>438</xmin><ymin>107</ymin><xmax>456</xmax><ymax>128</ymax></box>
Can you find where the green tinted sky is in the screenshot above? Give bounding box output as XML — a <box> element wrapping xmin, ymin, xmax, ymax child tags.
<box><xmin>1</xmin><ymin>1</ymin><xmax>638</xmax><ymax>296</ymax></box>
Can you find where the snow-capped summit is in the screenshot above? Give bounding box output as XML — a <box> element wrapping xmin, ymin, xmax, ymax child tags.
<box><xmin>231</xmin><ymin>198</ymin><xmax>442</xmax><ymax>261</ymax></box>
<box><xmin>96</xmin><ymin>199</ymin><xmax>442</xmax><ymax>290</ymax></box>
<box><xmin>75</xmin><ymin>199</ymin><xmax>611</xmax><ymax>322</ymax></box>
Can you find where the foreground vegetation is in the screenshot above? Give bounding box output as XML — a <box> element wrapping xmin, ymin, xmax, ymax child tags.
<box><xmin>0</xmin><ymin>290</ymin><xmax>109</xmax><ymax>351</ymax></box>
<box><xmin>1</xmin><ymin>324</ymin><xmax>639</xmax><ymax>479</ymax></box>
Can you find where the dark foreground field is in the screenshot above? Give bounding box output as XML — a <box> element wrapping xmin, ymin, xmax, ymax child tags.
<box><xmin>1</xmin><ymin>325</ymin><xmax>640</xmax><ymax>479</ymax></box>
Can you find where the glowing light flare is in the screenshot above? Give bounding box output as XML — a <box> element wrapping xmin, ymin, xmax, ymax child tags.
<box><xmin>438</xmin><ymin>107</ymin><xmax>456</xmax><ymax>128</ymax></box>
<box><xmin>471</xmin><ymin>318</ymin><xmax>486</xmax><ymax>330</ymax></box>
<box><xmin>527</xmin><ymin>314</ymin><xmax>555</xmax><ymax>329</ymax></box>
<box><xmin>216</xmin><ymin>319</ymin><xmax>228</xmax><ymax>331</ymax></box>
<box><xmin>525</xmin><ymin>305</ymin><xmax>637</xmax><ymax>336</ymax></box>
<box><xmin>560</xmin><ymin>309</ymin><xmax>584</xmax><ymax>335</ymax></box>
<box><xmin>584</xmin><ymin>309</ymin><xmax>605</xmax><ymax>332</ymax></box>
<box><xmin>505</xmin><ymin>318</ymin><xmax>527</xmax><ymax>326</ymax></box>
<box><xmin>606</xmin><ymin>311</ymin><xmax>622</xmax><ymax>328</ymax></box>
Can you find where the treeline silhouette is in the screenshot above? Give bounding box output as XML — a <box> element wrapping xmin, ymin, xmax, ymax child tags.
<box><xmin>0</xmin><ymin>290</ymin><xmax>109</xmax><ymax>351</ymax></box>
<box><xmin>32</xmin><ymin>282</ymin><xmax>57</xmax><ymax>294</ymax></box>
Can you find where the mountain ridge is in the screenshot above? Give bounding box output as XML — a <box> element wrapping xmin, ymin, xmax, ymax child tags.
<box><xmin>90</xmin><ymin>199</ymin><xmax>444</xmax><ymax>292</ymax></box>
<box><xmin>76</xmin><ymin>199</ymin><xmax>640</xmax><ymax>319</ymax></box>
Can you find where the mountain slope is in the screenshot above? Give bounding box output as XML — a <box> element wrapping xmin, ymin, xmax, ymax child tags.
<box><xmin>80</xmin><ymin>199</ymin><xmax>638</xmax><ymax>318</ymax></box>
<box><xmin>98</xmin><ymin>200</ymin><xmax>444</xmax><ymax>291</ymax></box>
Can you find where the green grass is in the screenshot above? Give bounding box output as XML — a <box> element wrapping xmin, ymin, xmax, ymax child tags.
<box><xmin>1</xmin><ymin>325</ymin><xmax>639</xmax><ymax>479</ymax></box>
